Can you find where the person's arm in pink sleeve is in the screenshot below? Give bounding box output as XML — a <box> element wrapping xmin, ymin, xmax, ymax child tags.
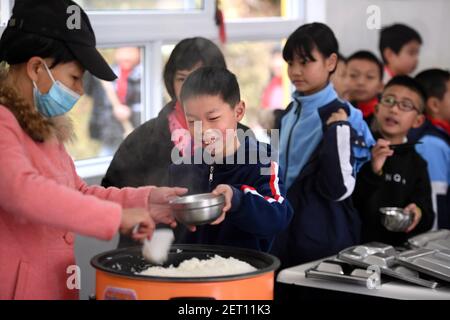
<box><xmin>72</xmin><ymin>166</ymin><xmax>153</xmax><ymax>209</ymax></box>
<box><xmin>68</xmin><ymin>154</ymin><xmax>190</xmax><ymax>228</ymax></box>
<box><xmin>0</xmin><ymin>110</ymin><xmax>121</xmax><ymax>240</ymax></box>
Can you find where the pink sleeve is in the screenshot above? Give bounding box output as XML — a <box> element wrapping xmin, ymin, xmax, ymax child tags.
<box><xmin>71</xmin><ymin>162</ymin><xmax>153</xmax><ymax>209</ymax></box>
<box><xmin>0</xmin><ymin>108</ymin><xmax>121</xmax><ymax>240</ymax></box>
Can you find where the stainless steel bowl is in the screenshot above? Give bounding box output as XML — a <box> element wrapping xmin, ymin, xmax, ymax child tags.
<box><xmin>379</xmin><ymin>207</ymin><xmax>413</xmax><ymax>232</ymax></box>
<box><xmin>170</xmin><ymin>193</ymin><xmax>225</xmax><ymax>226</ymax></box>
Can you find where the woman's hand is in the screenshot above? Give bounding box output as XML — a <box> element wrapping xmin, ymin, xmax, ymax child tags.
<box><xmin>148</xmin><ymin>187</ymin><xmax>188</xmax><ymax>228</ymax></box>
<box><xmin>120</xmin><ymin>208</ymin><xmax>155</xmax><ymax>241</ymax></box>
<box><xmin>210</xmin><ymin>184</ymin><xmax>233</xmax><ymax>225</ymax></box>
<box><xmin>404</xmin><ymin>203</ymin><xmax>422</xmax><ymax>233</ymax></box>
<box><xmin>371</xmin><ymin>139</ymin><xmax>394</xmax><ymax>175</ymax></box>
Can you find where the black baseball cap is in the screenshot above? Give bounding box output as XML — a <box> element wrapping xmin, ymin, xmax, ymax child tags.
<box><xmin>0</xmin><ymin>0</ymin><xmax>116</xmax><ymax>81</ymax></box>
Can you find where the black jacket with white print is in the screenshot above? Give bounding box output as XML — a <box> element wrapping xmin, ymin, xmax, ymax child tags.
<box><xmin>352</xmin><ymin>133</ymin><xmax>434</xmax><ymax>246</ymax></box>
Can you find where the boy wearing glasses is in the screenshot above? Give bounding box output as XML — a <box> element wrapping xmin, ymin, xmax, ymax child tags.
<box><xmin>352</xmin><ymin>76</ymin><xmax>433</xmax><ymax>246</ymax></box>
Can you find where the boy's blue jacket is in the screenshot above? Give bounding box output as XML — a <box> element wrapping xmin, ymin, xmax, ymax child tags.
<box><xmin>169</xmin><ymin>136</ymin><xmax>293</xmax><ymax>252</ymax></box>
<box><xmin>410</xmin><ymin>119</ymin><xmax>450</xmax><ymax>229</ymax></box>
<box><xmin>272</xmin><ymin>83</ymin><xmax>375</xmax><ymax>267</ymax></box>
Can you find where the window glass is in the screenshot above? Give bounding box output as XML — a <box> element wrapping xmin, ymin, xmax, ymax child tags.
<box><xmin>224</xmin><ymin>41</ymin><xmax>288</xmax><ymax>135</ymax></box>
<box><xmin>66</xmin><ymin>47</ymin><xmax>144</xmax><ymax>160</ymax></box>
<box><xmin>74</xmin><ymin>0</ymin><xmax>203</xmax><ymax>11</ymax></box>
<box><xmin>221</xmin><ymin>0</ymin><xmax>282</xmax><ymax>19</ymax></box>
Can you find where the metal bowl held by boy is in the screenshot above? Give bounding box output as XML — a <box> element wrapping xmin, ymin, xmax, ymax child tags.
<box><xmin>170</xmin><ymin>193</ymin><xmax>225</xmax><ymax>226</ymax></box>
<box><xmin>379</xmin><ymin>207</ymin><xmax>413</xmax><ymax>232</ymax></box>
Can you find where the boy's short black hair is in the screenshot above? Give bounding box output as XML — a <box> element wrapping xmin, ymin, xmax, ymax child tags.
<box><xmin>415</xmin><ymin>69</ymin><xmax>450</xmax><ymax>101</ymax></box>
<box><xmin>283</xmin><ymin>22</ymin><xmax>338</xmax><ymax>72</ymax></box>
<box><xmin>163</xmin><ymin>37</ymin><xmax>227</xmax><ymax>100</ymax></box>
<box><xmin>347</xmin><ymin>50</ymin><xmax>383</xmax><ymax>80</ymax></box>
<box><xmin>180</xmin><ymin>66</ymin><xmax>240</xmax><ymax>108</ymax></box>
<box><xmin>379</xmin><ymin>23</ymin><xmax>422</xmax><ymax>63</ymax></box>
<box><xmin>384</xmin><ymin>75</ymin><xmax>427</xmax><ymax>111</ymax></box>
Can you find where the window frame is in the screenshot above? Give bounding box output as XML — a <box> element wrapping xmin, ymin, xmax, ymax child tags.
<box><xmin>0</xmin><ymin>0</ymin><xmax>12</xmax><ymax>27</ymax></box>
<box><xmin>1</xmin><ymin>0</ymin><xmax>307</xmax><ymax>179</ymax></box>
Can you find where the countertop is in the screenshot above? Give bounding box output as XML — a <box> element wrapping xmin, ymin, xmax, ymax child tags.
<box><xmin>277</xmin><ymin>256</ymin><xmax>450</xmax><ymax>300</ymax></box>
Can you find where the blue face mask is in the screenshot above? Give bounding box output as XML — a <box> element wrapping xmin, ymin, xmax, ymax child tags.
<box><xmin>33</xmin><ymin>62</ymin><xmax>81</xmax><ymax>117</ymax></box>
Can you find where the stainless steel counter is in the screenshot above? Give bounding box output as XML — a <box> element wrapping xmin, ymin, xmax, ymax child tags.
<box><xmin>277</xmin><ymin>256</ymin><xmax>450</xmax><ymax>300</ymax></box>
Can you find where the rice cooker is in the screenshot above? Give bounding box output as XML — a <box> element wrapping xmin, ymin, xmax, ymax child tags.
<box><xmin>90</xmin><ymin>244</ymin><xmax>280</xmax><ymax>300</ymax></box>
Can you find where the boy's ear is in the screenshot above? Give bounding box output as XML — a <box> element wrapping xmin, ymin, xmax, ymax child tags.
<box><xmin>374</xmin><ymin>104</ymin><xmax>380</xmax><ymax>114</ymax></box>
<box><xmin>327</xmin><ymin>53</ymin><xmax>338</xmax><ymax>73</ymax></box>
<box><xmin>412</xmin><ymin>113</ymin><xmax>425</xmax><ymax>129</ymax></box>
<box><xmin>383</xmin><ymin>48</ymin><xmax>396</xmax><ymax>64</ymax></box>
<box><xmin>234</xmin><ymin>101</ymin><xmax>246</xmax><ymax>122</ymax></box>
<box><xmin>427</xmin><ymin>97</ymin><xmax>441</xmax><ymax>116</ymax></box>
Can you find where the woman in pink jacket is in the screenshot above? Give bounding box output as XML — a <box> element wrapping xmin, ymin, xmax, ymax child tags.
<box><xmin>0</xmin><ymin>0</ymin><xmax>187</xmax><ymax>300</ymax></box>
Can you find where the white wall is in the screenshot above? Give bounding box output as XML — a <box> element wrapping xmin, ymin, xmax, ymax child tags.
<box><xmin>322</xmin><ymin>0</ymin><xmax>450</xmax><ymax>73</ymax></box>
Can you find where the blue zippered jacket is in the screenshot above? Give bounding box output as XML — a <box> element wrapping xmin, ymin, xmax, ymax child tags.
<box><xmin>410</xmin><ymin>120</ymin><xmax>450</xmax><ymax>229</ymax></box>
<box><xmin>271</xmin><ymin>84</ymin><xmax>375</xmax><ymax>267</ymax></box>
<box><xmin>169</xmin><ymin>136</ymin><xmax>293</xmax><ymax>252</ymax></box>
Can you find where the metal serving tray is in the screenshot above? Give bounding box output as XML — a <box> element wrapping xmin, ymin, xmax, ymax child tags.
<box><xmin>396</xmin><ymin>248</ymin><xmax>450</xmax><ymax>284</ymax></box>
<box><xmin>338</xmin><ymin>242</ymin><xmax>439</xmax><ymax>288</ymax></box>
<box><xmin>305</xmin><ymin>259</ymin><xmax>372</xmax><ymax>286</ymax></box>
<box><xmin>408</xmin><ymin>229</ymin><xmax>450</xmax><ymax>250</ymax></box>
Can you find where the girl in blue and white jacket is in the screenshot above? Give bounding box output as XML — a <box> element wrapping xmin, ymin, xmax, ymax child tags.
<box><xmin>271</xmin><ymin>23</ymin><xmax>375</xmax><ymax>267</ymax></box>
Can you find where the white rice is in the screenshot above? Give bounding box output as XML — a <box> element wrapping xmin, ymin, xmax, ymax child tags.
<box><xmin>137</xmin><ymin>255</ymin><xmax>257</xmax><ymax>277</ymax></box>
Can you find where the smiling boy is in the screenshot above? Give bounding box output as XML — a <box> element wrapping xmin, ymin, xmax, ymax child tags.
<box><xmin>168</xmin><ymin>67</ymin><xmax>293</xmax><ymax>252</ymax></box>
<box><xmin>352</xmin><ymin>76</ymin><xmax>433</xmax><ymax>245</ymax></box>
